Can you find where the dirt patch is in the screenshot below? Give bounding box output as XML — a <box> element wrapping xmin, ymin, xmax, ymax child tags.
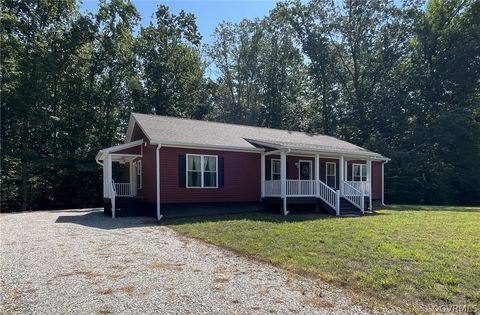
<box><xmin>55</xmin><ymin>270</ymin><xmax>102</xmax><ymax>279</ymax></box>
<box><xmin>110</xmin><ymin>264</ymin><xmax>129</xmax><ymax>270</ymax></box>
<box><xmin>211</xmin><ymin>286</ymin><xmax>225</xmax><ymax>292</ymax></box>
<box><xmin>304</xmin><ymin>296</ymin><xmax>334</xmax><ymax>308</ymax></box>
<box><xmin>213</xmin><ymin>277</ymin><xmax>230</xmax><ymax>283</ymax></box>
<box><xmin>118</xmin><ymin>286</ymin><xmax>135</xmax><ymax>296</ymax></box>
<box><xmin>96</xmin><ymin>288</ymin><xmax>114</xmax><ymax>295</ymax></box>
<box><xmin>144</xmin><ymin>262</ymin><xmax>184</xmax><ymax>271</ymax></box>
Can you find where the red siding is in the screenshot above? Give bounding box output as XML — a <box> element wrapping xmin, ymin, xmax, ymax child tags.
<box><xmin>159</xmin><ymin>147</ymin><xmax>261</xmax><ymax>204</ymax></box>
<box><xmin>372</xmin><ymin>161</ymin><xmax>382</xmax><ymax>200</ymax></box>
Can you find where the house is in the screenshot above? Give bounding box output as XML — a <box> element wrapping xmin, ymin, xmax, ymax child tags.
<box><xmin>95</xmin><ymin>113</ymin><xmax>389</xmax><ymax>219</ymax></box>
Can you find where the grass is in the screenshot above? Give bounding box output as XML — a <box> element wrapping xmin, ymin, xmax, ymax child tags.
<box><xmin>168</xmin><ymin>205</ymin><xmax>480</xmax><ymax>311</ymax></box>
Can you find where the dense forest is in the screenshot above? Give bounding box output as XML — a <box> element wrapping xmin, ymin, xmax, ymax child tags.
<box><xmin>1</xmin><ymin>0</ymin><xmax>479</xmax><ymax>211</ymax></box>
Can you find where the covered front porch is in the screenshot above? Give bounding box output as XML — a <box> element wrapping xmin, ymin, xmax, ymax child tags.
<box><xmin>259</xmin><ymin>148</ymin><xmax>379</xmax><ymax>216</ymax></box>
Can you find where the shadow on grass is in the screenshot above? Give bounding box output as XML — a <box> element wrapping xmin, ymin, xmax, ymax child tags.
<box><xmin>381</xmin><ymin>204</ymin><xmax>480</xmax><ymax>213</ymax></box>
<box><xmin>164</xmin><ymin>208</ymin><xmax>344</xmax><ymax>226</ymax></box>
<box><xmin>55</xmin><ymin>211</ymin><xmax>158</xmax><ymax>230</ymax></box>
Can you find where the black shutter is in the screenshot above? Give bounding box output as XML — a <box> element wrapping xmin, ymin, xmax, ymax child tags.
<box><xmin>218</xmin><ymin>157</ymin><xmax>225</xmax><ymax>188</ymax></box>
<box><xmin>265</xmin><ymin>159</ymin><xmax>271</xmax><ymax>180</ymax></box>
<box><xmin>347</xmin><ymin>162</ymin><xmax>352</xmax><ymax>181</ymax></box>
<box><xmin>179</xmin><ymin>154</ymin><xmax>186</xmax><ymax>187</ymax></box>
<box><xmin>286</xmin><ymin>160</ymin><xmax>289</xmax><ymax>179</ymax></box>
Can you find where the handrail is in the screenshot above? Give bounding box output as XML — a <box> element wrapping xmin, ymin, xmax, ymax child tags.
<box><xmin>342</xmin><ymin>181</ymin><xmax>364</xmax><ymax>213</ymax></box>
<box><xmin>317</xmin><ymin>180</ymin><xmax>338</xmax><ymax>211</ymax></box>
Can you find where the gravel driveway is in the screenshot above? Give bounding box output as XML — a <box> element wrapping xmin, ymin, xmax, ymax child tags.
<box><xmin>1</xmin><ymin>209</ymin><xmax>381</xmax><ymax>315</ymax></box>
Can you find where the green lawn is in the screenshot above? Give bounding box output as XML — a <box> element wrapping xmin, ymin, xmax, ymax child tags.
<box><xmin>168</xmin><ymin>205</ymin><xmax>480</xmax><ymax>311</ymax></box>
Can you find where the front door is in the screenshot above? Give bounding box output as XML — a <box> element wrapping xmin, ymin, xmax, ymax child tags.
<box><xmin>298</xmin><ymin>161</ymin><xmax>312</xmax><ymax>180</ymax></box>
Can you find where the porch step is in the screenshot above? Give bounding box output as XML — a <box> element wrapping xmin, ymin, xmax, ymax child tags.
<box><xmin>339</xmin><ymin>197</ymin><xmax>363</xmax><ymax>216</ymax></box>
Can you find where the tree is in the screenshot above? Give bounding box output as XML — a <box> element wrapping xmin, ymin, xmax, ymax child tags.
<box><xmin>136</xmin><ymin>5</ymin><xmax>208</xmax><ymax>118</ymax></box>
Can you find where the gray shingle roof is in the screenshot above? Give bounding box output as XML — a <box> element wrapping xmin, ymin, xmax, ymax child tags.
<box><xmin>129</xmin><ymin>113</ymin><xmax>387</xmax><ymax>159</ymax></box>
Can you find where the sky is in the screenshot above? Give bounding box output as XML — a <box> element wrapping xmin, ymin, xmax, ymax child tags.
<box><xmin>80</xmin><ymin>0</ymin><xmax>279</xmax><ymax>44</ymax></box>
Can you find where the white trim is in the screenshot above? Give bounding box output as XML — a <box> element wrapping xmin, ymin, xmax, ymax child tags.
<box><xmin>352</xmin><ymin>163</ymin><xmax>367</xmax><ymax>182</ymax></box>
<box><xmin>135</xmin><ymin>160</ymin><xmax>142</xmax><ymax>190</ymax></box>
<box><xmin>326</xmin><ymin>162</ymin><xmax>337</xmax><ymax>188</ymax></box>
<box><xmin>314</xmin><ymin>154</ymin><xmax>320</xmax><ymax>182</ymax></box>
<box><xmin>298</xmin><ymin>160</ymin><xmax>313</xmax><ymax>180</ymax></box>
<box><xmin>264</xmin><ymin>149</ymin><xmax>285</xmax><ymax>156</ymax></box>
<box><xmin>186</xmin><ymin>154</ymin><xmax>218</xmax><ymax>188</ymax></box>
<box><xmin>109</xmin><ymin>153</ymin><xmax>142</xmax><ymax>158</ymax></box>
<box><xmin>96</xmin><ymin>139</ymin><xmax>144</xmax><ymax>162</ymax></box>
<box><xmin>271</xmin><ymin>159</ymin><xmax>281</xmax><ymax>180</ymax></box>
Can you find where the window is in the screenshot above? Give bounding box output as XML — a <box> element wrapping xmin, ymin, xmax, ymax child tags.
<box><xmin>352</xmin><ymin>164</ymin><xmax>367</xmax><ymax>182</ymax></box>
<box><xmin>187</xmin><ymin>154</ymin><xmax>218</xmax><ymax>188</ymax></box>
<box><xmin>136</xmin><ymin>160</ymin><xmax>142</xmax><ymax>189</ymax></box>
<box><xmin>271</xmin><ymin>159</ymin><xmax>281</xmax><ymax>180</ymax></box>
<box><xmin>326</xmin><ymin>162</ymin><xmax>336</xmax><ymax>188</ymax></box>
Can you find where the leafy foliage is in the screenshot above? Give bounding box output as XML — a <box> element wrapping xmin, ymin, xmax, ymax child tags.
<box><xmin>1</xmin><ymin>0</ymin><xmax>479</xmax><ymax>210</ymax></box>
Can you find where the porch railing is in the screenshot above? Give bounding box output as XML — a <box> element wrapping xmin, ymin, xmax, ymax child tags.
<box><xmin>345</xmin><ymin>180</ymin><xmax>370</xmax><ymax>196</ymax></box>
<box><xmin>342</xmin><ymin>181</ymin><xmax>364</xmax><ymax>213</ymax></box>
<box><xmin>264</xmin><ymin>180</ymin><xmax>281</xmax><ymax>196</ymax></box>
<box><xmin>114</xmin><ymin>182</ymin><xmax>131</xmax><ymax>197</ymax></box>
<box><xmin>286</xmin><ymin>180</ymin><xmax>317</xmax><ymax>196</ymax></box>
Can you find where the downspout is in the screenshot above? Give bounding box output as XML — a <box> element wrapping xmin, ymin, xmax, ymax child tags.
<box><xmin>156</xmin><ymin>144</ymin><xmax>163</xmax><ymax>221</ymax></box>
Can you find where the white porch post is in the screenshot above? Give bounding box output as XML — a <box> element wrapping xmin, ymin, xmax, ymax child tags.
<box><xmin>156</xmin><ymin>145</ymin><xmax>163</xmax><ymax>221</ymax></box>
<box><xmin>382</xmin><ymin>162</ymin><xmax>385</xmax><ymax>206</ymax></box>
<box><xmin>129</xmin><ymin>161</ymin><xmax>134</xmax><ymax>197</ymax></box>
<box><xmin>106</xmin><ymin>154</ymin><xmax>114</xmax><ymax>219</ymax></box>
<box><xmin>103</xmin><ymin>160</ymin><xmax>108</xmax><ymax>198</ymax></box>
<box><xmin>339</xmin><ymin>156</ymin><xmax>345</xmax><ymax>196</ymax></box>
<box><xmin>280</xmin><ymin>151</ymin><xmax>288</xmax><ymax>215</ymax></box>
<box><xmin>315</xmin><ymin>154</ymin><xmax>320</xmax><ymax>197</ymax></box>
<box><xmin>261</xmin><ymin>153</ymin><xmax>265</xmax><ymax>199</ymax></box>
<box><xmin>367</xmin><ymin>159</ymin><xmax>372</xmax><ymax>210</ymax></box>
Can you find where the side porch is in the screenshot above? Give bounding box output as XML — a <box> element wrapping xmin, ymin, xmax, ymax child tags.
<box><xmin>95</xmin><ymin>140</ymin><xmax>149</xmax><ymax>219</ymax></box>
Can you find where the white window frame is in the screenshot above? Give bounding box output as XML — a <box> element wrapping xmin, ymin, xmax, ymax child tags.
<box><xmin>186</xmin><ymin>154</ymin><xmax>218</xmax><ymax>188</ymax></box>
<box><xmin>352</xmin><ymin>163</ymin><xmax>367</xmax><ymax>182</ymax></box>
<box><xmin>326</xmin><ymin>162</ymin><xmax>336</xmax><ymax>188</ymax></box>
<box><xmin>271</xmin><ymin>159</ymin><xmax>281</xmax><ymax>180</ymax></box>
<box><xmin>136</xmin><ymin>160</ymin><xmax>142</xmax><ymax>189</ymax></box>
